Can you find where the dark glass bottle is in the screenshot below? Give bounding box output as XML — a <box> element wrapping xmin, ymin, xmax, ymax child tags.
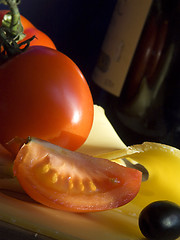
<box><xmin>90</xmin><ymin>0</ymin><xmax>180</xmax><ymax>148</ymax></box>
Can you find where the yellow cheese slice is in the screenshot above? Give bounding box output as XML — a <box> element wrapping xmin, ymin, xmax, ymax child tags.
<box><xmin>77</xmin><ymin>105</ymin><xmax>126</xmax><ymax>155</ymax></box>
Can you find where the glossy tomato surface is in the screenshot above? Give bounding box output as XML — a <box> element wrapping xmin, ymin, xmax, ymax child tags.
<box><xmin>0</xmin><ymin>46</ymin><xmax>94</xmax><ymax>151</ymax></box>
<box><xmin>0</xmin><ymin>10</ymin><xmax>56</xmax><ymax>49</ymax></box>
<box><xmin>13</xmin><ymin>138</ymin><xmax>142</xmax><ymax>212</ymax></box>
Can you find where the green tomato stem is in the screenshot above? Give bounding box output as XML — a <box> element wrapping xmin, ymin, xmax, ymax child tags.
<box><xmin>2</xmin><ymin>0</ymin><xmax>25</xmax><ymax>40</ymax></box>
<box><xmin>0</xmin><ymin>0</ymin><xmax>35</xmax><ymax>61</ymax></box>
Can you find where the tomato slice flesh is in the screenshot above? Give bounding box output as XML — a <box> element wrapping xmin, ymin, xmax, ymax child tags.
<box><xmin>13</xmin><ymin>138</ymin><xmax>142</xmax><ymax>212</ymax></box>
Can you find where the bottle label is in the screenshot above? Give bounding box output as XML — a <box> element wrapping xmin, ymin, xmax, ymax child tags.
<box><xmin>92</xmin><ymin>0</ymin><xmax>153</xmax><ymax>97</ymax></box>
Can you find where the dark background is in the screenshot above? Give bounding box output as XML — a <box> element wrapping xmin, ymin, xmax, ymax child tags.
<box><xmin>15</xmin><ymin>0</ymin><xmax>117</xmax><ymax>84</ymax></box>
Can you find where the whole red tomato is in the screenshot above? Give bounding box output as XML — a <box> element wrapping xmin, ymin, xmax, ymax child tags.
<box><xmin>0</xmin><ymin>10</ymin><xmax>56</xmax><ymax>49</ymax></box>
<box><xmin>0</xmin><ymin>46</ymin><xmax>94</xmax><ymax>151</ymax></box>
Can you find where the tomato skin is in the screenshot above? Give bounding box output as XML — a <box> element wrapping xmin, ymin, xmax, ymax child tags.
<box><xmin>0</xmin><ymin>46</ymin><xmax>94</xmax><ymax>151</ymax></box>
<box><xmin>13</xmin><ymin>138</ymin><xmax>142</xmax><ymax>212</ymax></box>
<box><xmin>0</xmin><ymin>10</ymin><xmax>56</xmax><ymax>49</ymax></box>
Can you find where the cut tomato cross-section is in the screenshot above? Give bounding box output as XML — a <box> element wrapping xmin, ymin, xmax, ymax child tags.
<box><xmin>13</xmin><ymin>137</ymin><xmax>142</xmax><ymax>212</ymax></box>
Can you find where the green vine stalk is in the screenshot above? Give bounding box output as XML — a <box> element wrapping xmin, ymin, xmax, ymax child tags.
<box><xmin>0</xmin><ymin>0</ymin><xmax>34</xmax><ymax>60</ymax></box>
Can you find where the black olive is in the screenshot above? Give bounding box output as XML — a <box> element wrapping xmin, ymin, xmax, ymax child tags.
<box><xmin>138</xmin><ymin>201</ymin><xmax>180</xmax><ymax>240</ymax></box>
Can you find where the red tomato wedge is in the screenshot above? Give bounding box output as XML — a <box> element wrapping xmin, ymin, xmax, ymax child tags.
<box><xmin>13</xmin><ymin>138</ymin><xmax>142</xmax><ymax>212</ymax></box>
